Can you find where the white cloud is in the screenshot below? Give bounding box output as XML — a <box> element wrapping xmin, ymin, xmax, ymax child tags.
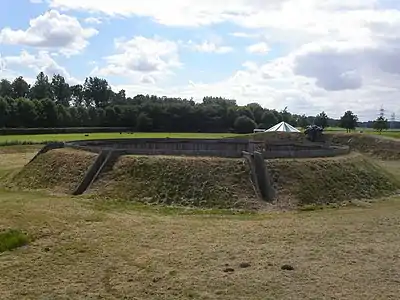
<box><xmin>0</xmin><ymin>10</ymin><xmax>98</xmax><ymax>56</ymax></box>
<box><xmin>84</xmin><ymin>17</ymin><xmax>102</xmax><ymax>24</ymax></box>
<box><xmin>186</xmin><ymin>40</ymin><xmax>233</xmax><ymax>54</ymax></box>
<box><xmin>2</xmin><ymin>50</ymin><xmax>79</xmax><ymax>85</ymax></box>
<box><xmin>246</xmin><ymin>42</ymin><xmax>270</xmax><ymax>54</ymax></box>
<box><xmin>21</xmin><ymin>0</ymin><xmax>400</xmax><ymax>119</ymax></box>
<box><xmin>97</xmin><ymin>36</ymin><xmax>181</xmax><ymax>83</ymax></box>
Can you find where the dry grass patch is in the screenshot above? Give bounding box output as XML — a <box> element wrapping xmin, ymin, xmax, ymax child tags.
<box><xmin>0</xmin><ymin>145</ymin><xmax>40</xmax><ymax>184</ymax></box>
<box><xmin>0</xmin><ymin>190</ymin><xmax>400</xmax><ymax>299</ymax></box>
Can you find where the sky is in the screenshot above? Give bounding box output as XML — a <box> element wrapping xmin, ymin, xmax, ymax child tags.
<box><xmin>1</xmin><ymin>0</ymin><xmax>400</xmax><ymax>121</ymax></box>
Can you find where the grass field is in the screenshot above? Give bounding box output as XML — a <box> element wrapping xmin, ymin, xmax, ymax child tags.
<box><xmin>0</xmin><ymin>146</ymin><xmax>400</xmax><ymax>299</ymax></box>
<box><xmin>0</xmin><ymin>128</ymin><xmax>399</xmax><ymax>146</ymax></box>
<box><xmin>0</xmin><ymin>132</ymin><xmax>238</xmax><ymax>145</ymax></box>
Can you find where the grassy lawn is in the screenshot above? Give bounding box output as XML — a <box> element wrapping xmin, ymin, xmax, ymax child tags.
<box><xmin>0</xmin><ymin>129</ymin><xmax>399</xmax><ymax>145</ymax></box>
<box><xmin>0</xmin><ymin>132</ymin><xmax>238</xmax><ymax>145</ymax></box>
<box><xmin>1</xmin><ymin>146</ymin><xmax>400</xmax><ymax>299</ymax></box>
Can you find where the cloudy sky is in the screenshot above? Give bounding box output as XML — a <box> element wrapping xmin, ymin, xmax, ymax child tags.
<box><xmin>1</xmin><ymin>0</ymin><xmax>400</xmax><ymax>120</ymax></box>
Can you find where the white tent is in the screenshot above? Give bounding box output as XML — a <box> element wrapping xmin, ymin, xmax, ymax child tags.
<box><xmin>265</xmin><ymin>121</ymin><xmax>300</xmax><ymax>133</ymax></box>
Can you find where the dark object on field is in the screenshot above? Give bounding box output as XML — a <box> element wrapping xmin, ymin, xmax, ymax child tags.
<box><xmin>304</xmin><ymin>125</ymin><xmax>324</xmax><ymax>142</ymax></box>
<box><xmin>239</xmin><ymin>262</ymin><xmax>251</xmax><ymax>268</ymax></box>
<box><xmin>84</xmin><ymin>134</ymin><xmax>89</xmax><ymax>137</ymax></box>
<box><xmin>223</xmin><ymin>267</ymin><xmax>235</xmax><ymax>273</ymax></box>
<box><xmin>281</xmin><ymin>264</ymin><xmax>294</xmax><ymax>271</ymax></box>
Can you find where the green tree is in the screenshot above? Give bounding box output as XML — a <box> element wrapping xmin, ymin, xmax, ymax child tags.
<box><xmin>314</xmin><ymin>111</ymin><xmax>329</xmax><ymax>128</ymax></box>
<box><xmin>104</xmin><ymin>106</ymin><xmax>117</xmax><ymax>126</ymax></box>
<box><xmin>297</xmin><ymin>114</ymin><xmax>310</xmax><ymax>129</ymax></box>
<box><xmin>83</xmin><ymin>77</ymin><xmax>112</xmax><ymax>108</ymax></box>
<box><xmin>16</xmin><ymin>98</ymin><xmax>37</xmax><ymax>127</ymax></box>
<box><xmin>112</xmin><ymin>89</ymin><xmax>127</xmax><ymax>105</ymax></box>
<box><xmin>37</xmin><ymin>98</ymin><xmax>58</xmax><ymax>127</ymax></box>
<box><xmin>136</xmin><ymin>112</ymin><xmax>153</xmax><ymax>131</ymax></box>
<box><xmin>0</xmin><ymin>79</ymin><xmax>13</xmax><ymax>97</ymax></box>
<box><xmin>70</xmin><ymin>84</ymin><xmax>84</xmax><ymax>106</ymax></box>
<box><xmin>11</xmin><ymin>76</ymin><xmax>30</xmax><ymax>98</ymax></box>
<box><xmin>372</xmin><ymin>116</ymin><xmax>389</xmax><ymax>133</ymax></box>
<box><xmin>234</xmin><ymin>115</ymin><xmax>256</xmax><ymax>134</ymax></box>
<box><xmin>76</xmin><ymin>106</ymin><xmax>90</xmax><ymax>126</ymax></box>
<box><xmin>57</xmin><ymin>104</ymin><xmax>71</xmax><ymax>127</ymax></box>
<box><xmin>339</xmin><ymin>111</ymin><xmax>358</xmax><ymax>133</ymax></box>
<box><xmin>260</xmin><ymin>110</ymin><xmax>278</xmax><ymax>129</ymax></box>
<box><xmin>246</xmin><ymin>103</ymin><xmax>264</xmax><ymax>124</ymax></box>
<box><xmin>30</xmin><ymin>72</ymin><xmax>52</xmax><ymax>100</ymax></box>
<box><xmin>51</xmin><ymin>74</ymin><xmax>71</xmax><ymax>106</ymax></box>
<box><xmin>0</xmin><ymin>97</ymin><xmax>9</xmax><ymax>127</ymax></box>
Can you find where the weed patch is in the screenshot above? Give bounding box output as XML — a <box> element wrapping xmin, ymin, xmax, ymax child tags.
<box><xmin>0</xmin><ymin>229</ymin><xmax>29</xmax><ymax>253</ymax></box>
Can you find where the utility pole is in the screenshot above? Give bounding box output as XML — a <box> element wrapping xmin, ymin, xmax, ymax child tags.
<box><xmin>379</xmin><ymin>105</ymin><xmax>385</xmax><ymax>118</ymax></box>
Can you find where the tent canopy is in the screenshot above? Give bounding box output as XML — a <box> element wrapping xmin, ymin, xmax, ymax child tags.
<box><xmin>266</xmin><ymin>121</ymin><xmax>300</xmax><ymax>133</ymax></box>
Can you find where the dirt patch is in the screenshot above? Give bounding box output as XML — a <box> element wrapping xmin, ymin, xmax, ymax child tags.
<box><xmin>90</xmin><ymin>155</ymin><xmax>263</xmax><ymax>210</ymax></box>
<box><xmin>267</xmin><ymin>154</ymin><xmax>400</xmax><ymax>206</ymax></box>
<box><xmin>11</xmin><ymin>148</ymin><xmax>97</xmax><ymax>193</ymax></box>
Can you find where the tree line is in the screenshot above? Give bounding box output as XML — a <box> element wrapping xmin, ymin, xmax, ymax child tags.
<box><xmin>0</xmin><ymin>72</ymin><xmax>362</xmax><ymax>133</ymax></box>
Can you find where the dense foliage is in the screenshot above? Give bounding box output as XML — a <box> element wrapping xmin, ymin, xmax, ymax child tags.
<box><xmin>0</xmin><ymin>72</ymin><xmax>359</xmax><ymax>133</ymax></box>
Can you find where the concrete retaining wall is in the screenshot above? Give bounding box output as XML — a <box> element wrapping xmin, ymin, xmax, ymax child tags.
<box><xmin>73</xmin><ymin>150</ymin><xmax>110</xmax><ymax>195</ymax></box>
<box><xmin>242</xmin><ymin>151</ymin><xmax>275</xmax><ymax>202</ymax></box>
<box><xmin>242</xmin><ymin>151</ymin><xmax>261</xmax><ymax>199</ymax></box>
<box><xmin>65</xmin><ymin>138</ymin><xmax>350</xmax><ymax>159</ymax></box>
<box><xmin>66</xmin><ymin>138</ymin><xmax>257</xmax><ymax>158</ymax></box>
<box><xmin>263</xmin><ymin>146</ymin><xmax>350</xmax><ymax>159</ymax></box>
<box><xmin>253</xmin><ymin>151</ymin><xmax>275</xmax><ymax>201</ymax></box>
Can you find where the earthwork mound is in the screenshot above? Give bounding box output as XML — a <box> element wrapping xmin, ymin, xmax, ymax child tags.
<box><xmin>328</xmin><ymin>133</ymin><xmax>400</xmax><ymax>160</ymax></box>
<box><xmin>10</xmin><ymin>146</ymin><xmax>400</xmax><ymax>210</ymax></box>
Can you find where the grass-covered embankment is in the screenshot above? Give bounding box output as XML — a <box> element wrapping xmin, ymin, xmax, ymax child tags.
<box><xmin>267</xmin><ymin>154</ymin><xmax>400</xmax><ymax>206</ymax></box>
<box><xmin>11</xmin><ymin>148</ymin><xmax>96</xmax><ymax>193</ymax></box>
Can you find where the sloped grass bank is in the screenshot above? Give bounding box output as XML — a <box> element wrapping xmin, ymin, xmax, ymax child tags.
<box><xmin>328</xmin><ymin>133</ymin><xmax>400</xmax><ymax>160</ymax></box>
<box><xmin>9</xmin><ymin>148</ymin><xmax>399</xmax><ymax>210</ymax></box>
<box><xmin>267</xmin><ymin>154</ymin><xmax>400</xmax><ymax>206</ymax></box>
<box><xmin>90</xmin><ymin>155</ymin><xmax>262</xmax><ymax>210</ymax></box>
<box><xmin>11</xmin><ymin>148</ymin><xmax>96</xmax><ymax>193</ymax></box>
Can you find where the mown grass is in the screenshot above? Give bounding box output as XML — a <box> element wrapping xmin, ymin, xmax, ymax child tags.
<box><xmin>0</xmin><ymin>229</ymin><xmax>29</xmax><ymax>253</ymax></box>
<box><xmin>0</xmin><ymin>132</ymin><xmax>238</xmax><ymax>145</ymax></box>
<box><xmin>1</xmin><ymin>145</ymin><xmax>400</xmax><ymax>299</ymax></box>
<box><xmin>0</xmin><ymin>188</ymin><xmax>400</xmax><ymax>299</ymax></box>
